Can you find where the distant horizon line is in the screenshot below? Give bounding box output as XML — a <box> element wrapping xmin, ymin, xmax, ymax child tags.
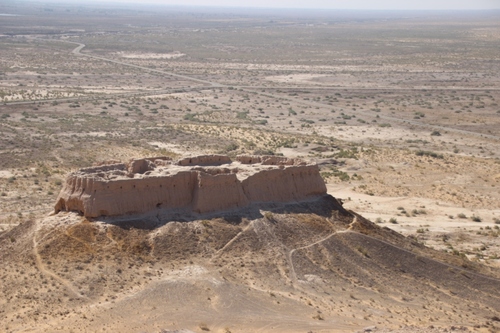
<box><xmin>8</xmin><ymin>0</ymin><xmax>500</xmax><ymax>11</ymax></box>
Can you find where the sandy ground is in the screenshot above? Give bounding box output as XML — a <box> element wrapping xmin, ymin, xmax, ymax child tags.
<box><xmin>328</xmin><ymin>184</ymin><xmax>500</xmax><ymax>268</ymax></box>
<box><xmin>1</xmin><ymin>7</ymin><xmax>500</xmax><ymax>332</ymax></box>
<box><xmin>116</xmin><ymin>51</ymin><xmax>186</xmax><ymax>59</ymax></box>
<box><xmin>2</xmin><ymin>198</ymin><xmax>499</xmax><ymax>333</ymax></box>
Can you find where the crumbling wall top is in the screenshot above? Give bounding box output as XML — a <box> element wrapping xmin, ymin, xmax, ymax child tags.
<box><xmin>177</xmin><ymin>155</ymin><xmax>231</xmax><ymax>166</ymax></box>
<box><xmin>236</xmin><ymin>155</ymin><xmax>304</xmax><ymax>166</ymax></box>
<box><xmin>128</xmin><ymin>157</ymin><xmax>171</xmax><ymax>175</ymax></box>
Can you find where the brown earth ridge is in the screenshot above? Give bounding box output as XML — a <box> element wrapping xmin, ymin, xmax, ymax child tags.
<box><xmin>54</xmin><ymin>154</ymin><xmax>327</xmax><ymax>218</ymax></box>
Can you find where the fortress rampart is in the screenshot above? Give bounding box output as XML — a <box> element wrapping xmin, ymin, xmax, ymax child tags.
<box><xmin>54</xmin><ymin>155</ymin><xmax>327</xmax><ymax>218</ymax></box>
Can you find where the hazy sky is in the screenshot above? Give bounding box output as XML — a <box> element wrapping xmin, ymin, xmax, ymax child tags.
<box><xmin>79</xmin><ymin>0</ymin><xmax>500</xmax><ymax>10</ymax></box>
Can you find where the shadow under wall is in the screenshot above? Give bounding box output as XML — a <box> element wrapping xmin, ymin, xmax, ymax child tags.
<box><xmin>95</xmin><ymin>194</ymin><xmax>352</xmax><ymax>230</ymax></box>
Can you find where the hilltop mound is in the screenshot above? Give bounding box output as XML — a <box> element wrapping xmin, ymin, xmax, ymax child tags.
<box><xmin>1</xmin><ymin>193</ymin><xmax>500</xmax><ymax>333</ymax></box>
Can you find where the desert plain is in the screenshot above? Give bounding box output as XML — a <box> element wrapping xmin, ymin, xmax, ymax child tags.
<box><xmin>1</xmin><ymin>2</ymin><xmax>500</xmax><ymax>333</ymax></box>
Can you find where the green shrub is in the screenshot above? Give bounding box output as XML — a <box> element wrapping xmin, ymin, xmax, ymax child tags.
<box><xmin>264</xmin><ymin>212</ymin><xmax>275</xmax><ymax>222</ymax></box>
<box><xmin>335</xmin><ymin>148</ymin><xmax>358</xmax><ymax>159</ymax></box>
<box><xmin>357</xmin><ymin>246</ymin><xmax>369</xmax><ymax>257</ymax></box>
<box><xmin>415</xmin><ymin>150</ymin><xmax>443</xmax><ymax>159</ymax></box>
<box><xmin>412</xmin><ymin>209</ymin><xmax>427</xmax><ymax>215</ymax></box>
<box><xmin>471</xmin><ymin>215</ymin><xmax>482</xmax><ymax>222</ymax></box>
<box><xmin>183</xmin><ymin>113</ymin><xmax>197</xmax><ymax>121</ymax></box>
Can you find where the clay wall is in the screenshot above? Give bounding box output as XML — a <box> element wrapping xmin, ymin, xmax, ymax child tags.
<box><xmin>128</xmin><ymin>157</ymin><xmax>172</xmax><ymax>174</ymax></box>
<box><xmin>177</xmin><ymin>155</ymin><xmax>231</xmax><ymax>166</ymax></box>
<box><xmin>241</xmin><ymin>165</ymin><xmax>326</xmax><ymax>203</ymax></box>
<box><xmin>55</xmin><ymin>171</ymin><xmax>198</xmax><ymax>217</ymax></box>
<box><xmin>236</xmin><ymin>155</ymin><xmax>262</xmax><ymax>164</ymax></box>
<box><xmin>193</xmin><ymin>172</ymin><xmax>249</xmax><ymax>214</ymax></box>
<box><xmin>78</xmin><ymin>163</ymin><xmax>127</xmax><ymax>174</ymax></box>
<box><xmin>236</xmin><ymin>155</ymin><xmax>303</xmax><ymax>166</ymax></box>
<box><xmin>54</xmin><ymin>155</ymin><xmax>328</xmax><ymax>218</ymax></box>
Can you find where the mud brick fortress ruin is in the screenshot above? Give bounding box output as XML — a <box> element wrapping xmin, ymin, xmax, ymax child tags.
<box><xmin>54</xmin><ymin>155</ymin><xmax>327</xmax><ymax>218</ymax></box>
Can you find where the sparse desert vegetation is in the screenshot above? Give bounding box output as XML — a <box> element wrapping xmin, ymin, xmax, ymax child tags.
<box><xmin>1</xmin><ymin>2</ymin><xmax>500</xmax><ymax>333</ymax></box>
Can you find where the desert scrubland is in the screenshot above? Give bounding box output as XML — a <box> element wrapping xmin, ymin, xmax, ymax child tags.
<box><xmin>1</xmin><ymin>2</ymin><xmax>500</xmax><ymax>332</ymax></box>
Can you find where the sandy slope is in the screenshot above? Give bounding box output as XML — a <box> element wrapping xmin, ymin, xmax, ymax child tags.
<box><xmin>1</xmin><ymin>196</ymin><xmax>499</xmax><ymax>333</ymax></box>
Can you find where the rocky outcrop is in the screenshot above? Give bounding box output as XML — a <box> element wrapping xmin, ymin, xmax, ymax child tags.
<box><xmin>54</xmin><ymin>155</ymin><xmax>327</xmax><ymax>218</ymax></box>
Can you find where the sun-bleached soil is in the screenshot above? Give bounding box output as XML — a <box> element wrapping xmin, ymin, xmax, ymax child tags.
<box><xmin>2</xmin><ymin>196</ymin><xmax>500</xmax><ymax>333</ymax></box>
<box><xmin>1</xmin><ymin>3</ymin><xmax>500</xmax><ymax>332</ymax></box>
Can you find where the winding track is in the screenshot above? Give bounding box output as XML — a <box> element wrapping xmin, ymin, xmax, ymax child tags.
<box><xmin>287</xmin><ymin>214</ymin><xmax>500</xmax><ymax>287</ymax></box>
<box><xmin>67</xmin><ymin>40</ymin><xmax>223</xmax><ymax>87</ymax></box>
<box><xmin>210</xmin><ymin>211</ymin><xmax>500</xmax><ymax>287</ymax></box>
<box><xmin>287</xmin><ymin>216</ymin><xmax>356</xmax><ymax>284</ymax></box>
<box><xmin>32</xmin><ymin>220</ymin><xmax>86</xmax><ymax>299</ymax></box>
<box><xmin>212</xmin><ymin>220</ymin><xmax>256</xmax><ymax>258</ymax></box>
<box><xmin>3</xmin><ymin>38</ymin><xmax>499</xmax><ymax>142</ymax></box>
